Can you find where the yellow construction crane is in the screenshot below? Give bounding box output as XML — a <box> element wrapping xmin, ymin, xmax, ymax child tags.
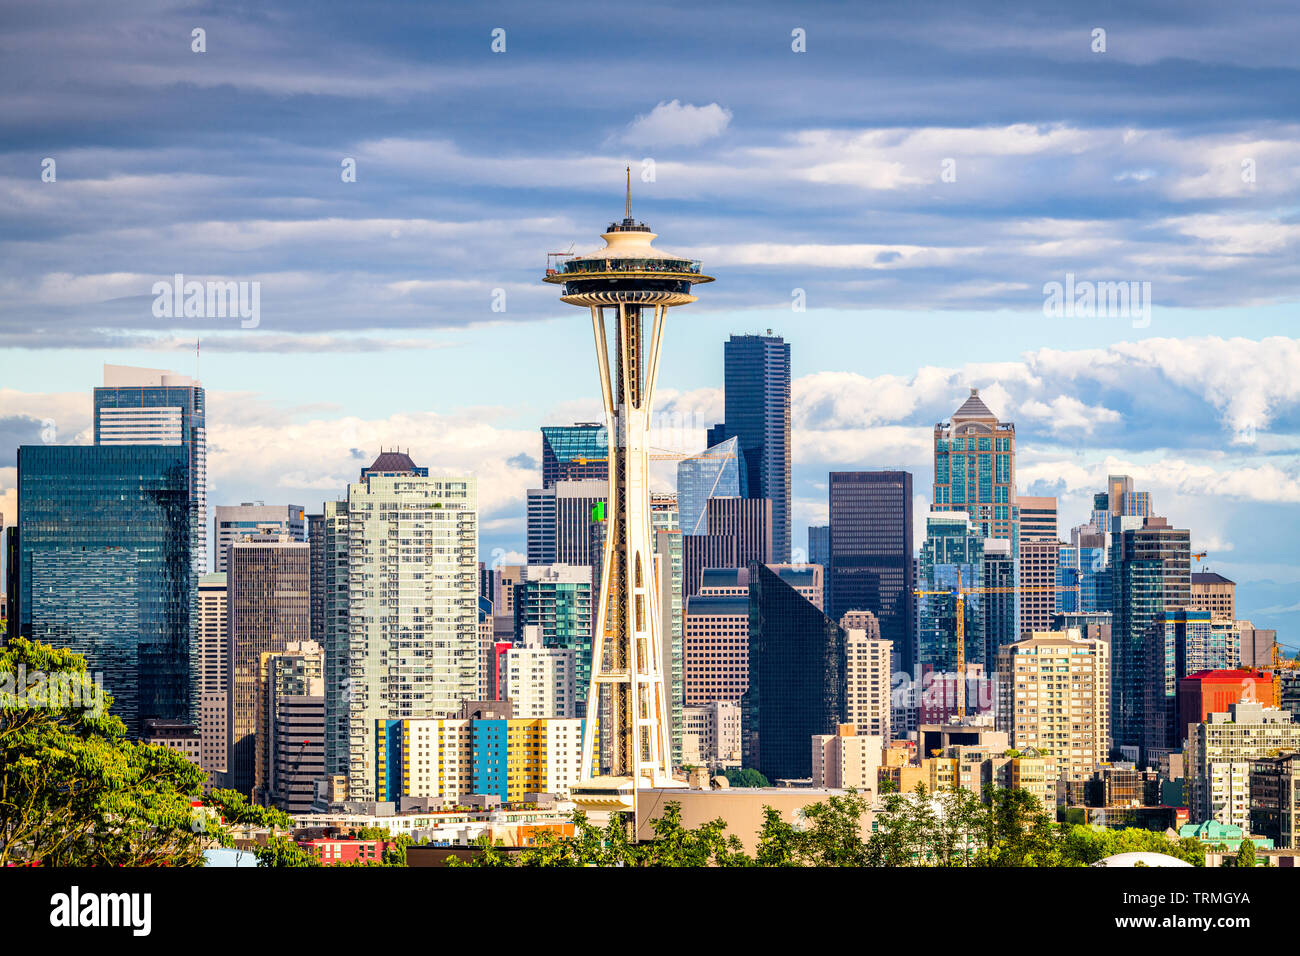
<box><xmin>912</xmin><ymin>582</ymin><xmax>1081</xmax><ymax>718</ymax></box>
<box><xmin>1269</xmin><ymin>644</ymin><xmax>1300</xmax><ymax>707</ymax></box>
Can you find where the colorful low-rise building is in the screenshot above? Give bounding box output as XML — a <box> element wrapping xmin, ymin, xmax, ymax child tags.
<box><xmin>375</xmin><ymin>717</ymin><xmax>588</xmax><ymax>803</ymax></box>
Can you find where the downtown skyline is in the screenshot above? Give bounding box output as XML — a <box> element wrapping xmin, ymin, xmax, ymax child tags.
<box><xmin>0</xmin><ymin>0</ymin><xmax>1297</xmax><ymax>640</ymax></box>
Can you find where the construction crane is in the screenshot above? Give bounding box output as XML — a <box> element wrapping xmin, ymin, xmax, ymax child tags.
<box><xmin>572</xmin><ymin>450</ymin><xmax>737</xmax><ymax>464</ymax></box>
<box><xmin>912</xmin><ymin>582</ymin><xmax>1081</xmax><ymax>718</ymax></box>
<box><xmin>1269</xmin><ymin>644</ymin><xmax>1300</xmax><ymax>708</ymax></box>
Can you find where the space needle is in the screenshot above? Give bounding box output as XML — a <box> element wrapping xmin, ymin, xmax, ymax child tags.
<box><xmin>544</xmin><ymin>171</ymin><xmax>713</xmax><ymax>817</ymax></box>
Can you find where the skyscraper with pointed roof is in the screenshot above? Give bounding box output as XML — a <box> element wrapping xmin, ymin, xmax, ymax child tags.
<box><xmin>932</xmin><ymin>388</ymin><xmax>1017</xmax><ymax>541</ymax></box>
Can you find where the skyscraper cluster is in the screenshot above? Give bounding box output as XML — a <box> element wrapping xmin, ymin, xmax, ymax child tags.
<box><xmin>1</xmin><ymin>336</ymin><xmax>1290</xmax><ymax>837</ymax></box>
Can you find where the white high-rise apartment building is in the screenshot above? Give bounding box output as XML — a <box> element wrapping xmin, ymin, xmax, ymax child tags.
<box><xmin>812</xmin><ymin>724</ymin><xmax>883</xmax><ymax>796</ymax></box>
<box><xmin>680</xmin><ymin>700</ymin><xmax>741</xmax><ymax>768</ymax></box>
<box><xmin>501</xmin><ymin>626</ymin><xmax>577</xmax><ymax>718</ymax></box>
<box><xmin>323</xmin><ymin>452</ymin><xmax>479</xmax><ymax>801</ymax></box>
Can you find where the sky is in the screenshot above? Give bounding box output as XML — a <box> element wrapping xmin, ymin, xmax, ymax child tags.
<box><xmin>1</xmin><ymin>0</ymin><xmax>1297</xmax><ymax>636</ymax></box>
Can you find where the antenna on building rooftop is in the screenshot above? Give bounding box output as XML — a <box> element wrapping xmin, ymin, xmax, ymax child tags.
<box><xmin>625</xmin><ymin>165</ymin><xmax>632</xmax><ymax>222</ymax></box>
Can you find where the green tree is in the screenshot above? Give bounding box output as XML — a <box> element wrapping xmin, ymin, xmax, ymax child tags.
<box><xmin>754</xmin><ymin>806</ymin><xmax>799</xmax><ymax>866</ymax></box>
<box><xmin>638</xmin><ymin>803</ymin><xmax>749</xmax><ymax>867</ymax></box>
<box><xmin>1234</xmin><ymin>839</ymin><xmax>1257</xmax><ymax>867</ymax></box>
<box><xmin>0</xmin><ymin>638</ymin><xmax>211</xmax><ymax>866</ymax></box>
<box><xmin>796</xmin><ymin>790</ymin><xmax>872</xmax><ymax>866</ymax></box>
<box><xmin>206</xmin><ymin>788</ymin><xmax>292</xmax><ymax>831</ymax></box>
<box><xmin>971</xmin><ymin>787</ymin><xmax>1059</xmax><ymax>867</ymax></box>
<box><xmin>449</xmin><ymin>834</ymin><xmax>515</xmax><ymax>867</ymax></box>
<box><xmin>254</xmin><ymin>835</ymin><xmax>321</xmax><ymax>867</ymax></box>
<box><xmin>722</xmin><ymin>768</ymin><xmax>770</xmax><ymax>788</ymax></box>
<box><xmin>1056</xmin><ymin>825</ymin><xmax>1204</xmax><ymax>867</ymax></box>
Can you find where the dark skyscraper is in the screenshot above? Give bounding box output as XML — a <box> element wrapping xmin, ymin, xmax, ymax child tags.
<box><xmin>227</xmin><ymin>535</ymin><xmax>310</xmax><ymax>798</ymax></box>
<box><xmin>982</xmin><ymin>538</ymin><xmax>1017</xmax><ymax>673</ymax></box>
<box><xmin>828</xmin><ymin>471</ymin><xmax>915</xmax><ymax>673</ymax></box>
<box><xmin>16</xmin><ymin>444</ymin><xmax>194</xmax><ymax>738</ymax></box>
<box><xmin>713</xmin><ymin>333</ymin><xmax>791</xmax><ymax>563</ymax></box>
<box><xmin>308</xmin><ymin>512</ymin><xmax>325</xmax><ymax>645</ymax></box>
<box><xmin>744</xmin><ymin>562</ymin><xmax>846</xmax><ymax>781</ymax></box>
<box><xmin>681</xmin><ymin>497</ymin><xmax>773</xmax><ymax>601</ymax></box>
<box><xmin>1110</xmin><ymin>515</ymin><xmax>1191</xmax><ymax>759</ymax></box>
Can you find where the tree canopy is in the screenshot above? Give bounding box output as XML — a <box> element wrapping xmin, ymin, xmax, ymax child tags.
<box><xmin>0</xmin><ymin>637</ymin><xmax>287</xmax><ymax>866</ymax></box>
<box><xmin>455</xmin><ymin>784</ymin><xmax>1207</xmax><ymax>868</ymax></box>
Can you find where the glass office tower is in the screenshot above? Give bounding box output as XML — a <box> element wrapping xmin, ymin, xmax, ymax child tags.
<box><xmin>982</xmin><ymin>538</ymin><xmax>1016</xmax><ymax>673</ymax></box>
<box><xmin>1146</xmin><ymin>609</ymin><xmax>1241</xmax><ymax>757</ymax></box>
<box><xmin>917</xmin><ymin>512</ymin><xmax>985</xmax><ymax>679</ymax></box>
<box><xmin>807</xmin><ymin>524</ymin><xmax>830</xmax><ymax>610</ymax></box>
<box><xmin>540</xmin><ymin>423</ymin><xmax>608</xmax><ymax>488</ymax></box>
<box><xmin>713</xmin><ymin>333</ymin><xmax>791</xmax><ymax>562</ymax></box>
<box><xmin>827</xmin><ymin>471</ymin><xmax>915</xmax><ymax>672</ymax></box>
<box><xmin>932</xmin><ymin>389</ymin><xmax>1016</xmax><ymax>541</ymax></box>
<box><xmin>16</xmin><ymin>444</ymin><xmax>194</xmax><ymax>738</ymax></box>
<box><xmin>677</xmin><ymin>435</ymin><xmax>746</xmax><ymax>536</ymax></box>
<box><xmin>744</xmin><ymin>562</ymin><xmax>846</xmax><ymax>782</ymax></box>
<box><xmin>94</xmin><ymin>365</ymin><xmax>206</xmax><ymax>575</ymax></box>
<box><xmin>1110</xmin><ymin>515</ymin><xmax>1191</xmax><ymax>759</ymax></box>
<box><xmin>512</xmin><ymin>564</ymin><xmax>594</xmax><ymax>709</ymax></box>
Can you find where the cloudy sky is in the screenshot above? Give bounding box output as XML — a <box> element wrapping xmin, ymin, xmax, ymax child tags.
<box><xmin>1</xmin><ymin>0</ymin><xmax>1297</xmax><ymax>635</ymax></box>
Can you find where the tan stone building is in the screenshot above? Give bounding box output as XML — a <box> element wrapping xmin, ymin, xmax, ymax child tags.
<box><xmin>811</xmin><ymin>724</ymin><xmax>882</xmax><ymax>797</ymax></box>
<box><xmin>995</xmin><ymin>629</ymin><xmax>1110</xmax><ymax>781</ymax></box>
<box><xmin>843</xmin><ymin>617</ymin><xmax>892</xmax><ymax>741</ymax></box>
<box><xmin>1190</xmin><ymin>571</ymin><xmax>1235</xmax><ymax>622</ymax></box>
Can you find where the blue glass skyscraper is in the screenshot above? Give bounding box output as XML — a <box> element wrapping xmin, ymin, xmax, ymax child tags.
<box><xmin>94</xmin><ymin>365</ymin><xmax>206</xmax><ymax>574</ymax></box>
<box><xmin>711</xmin><ymin>333</ymin><xmax>791</xmax><ymax>562</ymax></box>
<box><xmin>16</xmin><ymin>444</ymin><xmax>194</xmax><ymax>738</ymax></box>
<box><xmin>1110</xmin><ymin>515</ymin><xmax>1191</xmax><ymax>759</ymax></box>
<box><xmin>917</xmin><ymin>513</ymin><xmax>985</xmax><ymax>680</ymax></box>
<box><xmin>676</xmin><ymin>435</ymin><xmax>746</xmax><ymax>536</ymax></box>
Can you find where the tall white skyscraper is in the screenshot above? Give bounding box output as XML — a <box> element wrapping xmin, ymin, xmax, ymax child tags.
<box><xmin>323</xmin><ymin>451</ymin><xmax>479</xmax><ymax>801</ymax></box>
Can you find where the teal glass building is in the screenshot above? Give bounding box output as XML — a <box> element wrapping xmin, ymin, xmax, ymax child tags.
<box><xmin>917</xmin><ymin>513</ymin><xmax>986</xmax><ymax>679</ymax></box>
<box><xmin>1110</xmin><ymin>516</ymin><xmax>1191</xmax><ymax>758</ymax></box>
<box><xmin>16</xmin><ymin>444</ymin><xmax>194</xmax><ymax>738</ymax></box>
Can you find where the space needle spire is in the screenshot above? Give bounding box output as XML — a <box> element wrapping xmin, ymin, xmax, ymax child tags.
<box><xmin>544</xmin><ymin>177</ymin><xmax>713</xmax><ymax>817</ymax></box>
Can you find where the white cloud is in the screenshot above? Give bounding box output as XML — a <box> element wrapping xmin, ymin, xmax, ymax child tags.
<box><xmin>1017</xmin><ymin>396</ymin><xmax>1122</xmax><ymax>435</ymax></box>
<box><xmin>621</xmin><ymin>100</ymin><xmax>732</xmax><ymax>147</ymax></box>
